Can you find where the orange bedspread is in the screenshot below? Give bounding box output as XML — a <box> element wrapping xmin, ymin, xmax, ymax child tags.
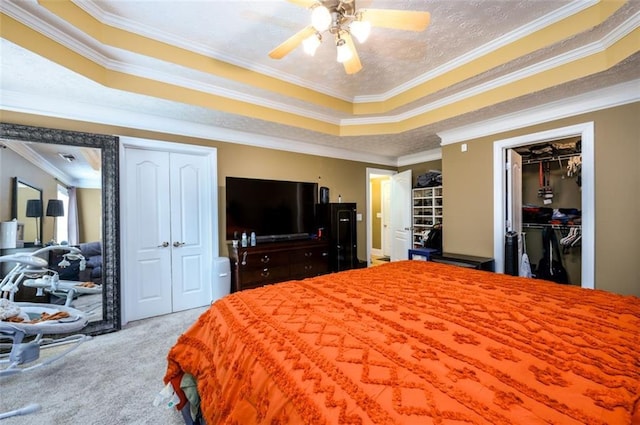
<box><xmin>165</xmin><ymin>260</ymin><xmax>640</xmax><ymax>424</ymax></box>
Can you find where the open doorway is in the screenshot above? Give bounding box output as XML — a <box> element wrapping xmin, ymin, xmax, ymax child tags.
<box><xmin>493</xmin><ymin>122</ymin><xmax>594</xmax><ymax>289</ymax></box>
<box><xmin>366</xmin><ymin>168</ymin><xmax>394</xmax><ymax>266</ymax></box>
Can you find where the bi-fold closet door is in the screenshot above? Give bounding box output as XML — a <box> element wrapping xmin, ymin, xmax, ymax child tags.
<box><xmin>124</xmin><ymin>148</ymin><xmax>213</xmax><ymax>322</ymax></box>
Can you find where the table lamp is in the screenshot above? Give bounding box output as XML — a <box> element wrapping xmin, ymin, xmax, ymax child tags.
<box><xmin>46</xmin><ymin>199</ymin><xmax>64</xmax><ymax>244</ymax></box>
<box><xmin>25</xmin><ymin>199</ymin><xmax>42</xmax><ymax>245</ymax></box>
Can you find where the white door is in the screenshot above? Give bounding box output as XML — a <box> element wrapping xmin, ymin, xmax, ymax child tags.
<box><xmin>390</xmin><ymin>170</ymin><xmax>412</xmax><ymax>261</ymax></box>
<box><xmin>124</xmin><ymin>149</ymin><xmax>173</xmax><ymax>320</ymax></box>
<box><xmin>506</xmin><ymin>149</ymin><xmax>523</xmax><ymax>270</ymax></box>
<box><xmin>381</xmin><ymin>179</ymin><xmax>391</xmax><ymax>257</ymax></box>
<box><xmin>170</xmin><ymin>153</ymin><xmax>212</xmax><ymax>312</ymax></box>
<box><xmin>124</xmin><ymin>149</ymin><xmax>212</xmax><ymax>321</ymax></box>
<box><xmin>506</xmin><ymin>149</ymin><xmax>523</xmax><ymax>234</ymax></box>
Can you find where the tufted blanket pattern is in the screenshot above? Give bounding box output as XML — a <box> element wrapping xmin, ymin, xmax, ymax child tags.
<box><xmin>165</xmin><ymin>260</ymin><xmax>640</xmax><ymax>424</ymax></box>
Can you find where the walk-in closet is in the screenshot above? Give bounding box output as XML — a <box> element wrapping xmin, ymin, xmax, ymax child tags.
<box><xmin>511</xmin><ymin>137</ymin><xmax>583</xmax><ymax>286</ymax></box>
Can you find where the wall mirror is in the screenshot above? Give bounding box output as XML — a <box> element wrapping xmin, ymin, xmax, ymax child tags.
<box><xmin>1</xmin><ymin>123</ymin><xmax>120</xmax><ymax>335</ymax></box>
<box><xmin>11</xmin><ymin>178</ymin><xmax>44</xmax><ymax>246</ymax></box>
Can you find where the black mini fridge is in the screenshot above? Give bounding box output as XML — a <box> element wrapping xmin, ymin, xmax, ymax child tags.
<box><xmin>316</xmin><ymin>203</ymin><xmax>357</xmax><ymax>272</ymax></box>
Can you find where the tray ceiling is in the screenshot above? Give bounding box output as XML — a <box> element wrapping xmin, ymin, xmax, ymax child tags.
<box><xmin>1</xmin><ymin>0</ymin><xmax>639</xmax><ymax>168</ymax></box>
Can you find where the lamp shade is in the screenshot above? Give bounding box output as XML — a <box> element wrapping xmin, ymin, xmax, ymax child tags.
<box><xmin>25</xmin><ymin>199</ymin><xmax>43</xmax><ymax>217</ymax></box>
<box><xmin>46</xmin><ymin>199</ymin><xmax>64</xmax><ymax>217</ymax></box>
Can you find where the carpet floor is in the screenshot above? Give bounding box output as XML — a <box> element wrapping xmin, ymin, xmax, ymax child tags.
<box><xmin>0</xmin><ymin>305</ymin><xmax>208</xmax><ymax>424</ymax></box>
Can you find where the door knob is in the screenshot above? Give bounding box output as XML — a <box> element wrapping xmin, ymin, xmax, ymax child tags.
<box><xmin>157</xmin><ymin>242</ymin><xmax>169</xmax><ymax>248</ymax></box>
<box><xmin>173</xmin><ymin>241</ymin><xmax>185</xmax><ymax>247</ymax></box>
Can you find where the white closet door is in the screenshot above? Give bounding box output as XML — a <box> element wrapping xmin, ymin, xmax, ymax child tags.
<box><xmin>390</xmin><ymin>169</ymin><xmax>412</xmax><ymax>261</ymax></box>
<box><xmin>124</xmin><ymin>149</ymin><xmax>173</xmax><ymax>321</ymax></box>
<box><xmin>506</xmin><ymin>149</ymin><xmax>523</xmax><ymax>233</ymax></box>
<box><xmin>169</xmin><ymin>153</ymin><xmax>212</xmax><ymax>312</ymax></box>
<box><xmin>506</xmin><ymin>149</ymin><xmax>523</xmax><ymax>266</ymax></box>
<box><xmin>125</xmin><ymin>149</ymin><xmax>213</xmax><ymax>321</ymax></box>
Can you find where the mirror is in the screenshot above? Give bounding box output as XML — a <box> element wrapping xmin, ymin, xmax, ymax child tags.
<box><xmin>1</xmin><ymin>123</ymin><xmax>120</xmax><ymax>335</ymax></box>
<box><xmin>11</xmin><ymin>178</ymin><xmax>44</xmax><ymax>246</ymax></box>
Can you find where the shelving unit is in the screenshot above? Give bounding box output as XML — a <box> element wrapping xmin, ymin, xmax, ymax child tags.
<box><xmin>412</xmin><ymin>186</ymin><xmax>443</xmax><ymax>248</ymax></box>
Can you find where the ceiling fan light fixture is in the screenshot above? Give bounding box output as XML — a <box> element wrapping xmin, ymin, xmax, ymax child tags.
<box><xmin>336</xmin><ymin>38</ymin><xmax>352</xmax><ymax>63</ymax></box>
<box><xmin>350</xmin><ymin>20</ymin><xmax>370</xmax><ymax>43</ymax></box>
<box><xmin>311</xmin><ymin>5</ymin><xmax>331</xmax><ymax>32</ymax></box>
<box><xmin>302</xmin><ymin>33</ymin><xmax>322</xmax><ymax>56</ymax></box>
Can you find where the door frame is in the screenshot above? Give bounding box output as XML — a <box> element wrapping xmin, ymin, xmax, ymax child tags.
<box><xmin>366</xmin><ymin>168</ymin><xmax>395</xmax><ymax>266</ymax></box>
<box><xmin>119</xmin><ymin>136</ymin><xmax>218</xmax><ymax>324</ymax></box>
<box><xmin>492</xmin><ymin>122</ymin><xmax>594</xmax><ymax>289</ymax></box>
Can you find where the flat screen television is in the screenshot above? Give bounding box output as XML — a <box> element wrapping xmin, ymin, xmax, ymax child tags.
<box><xmin>225</xmin><ymin>177</ymin><xmax>318</xmax><ymax>242</ymax></box>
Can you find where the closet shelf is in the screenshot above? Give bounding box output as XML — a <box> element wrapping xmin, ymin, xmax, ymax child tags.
<box><xmin>523</xmin><ymin>223</ymin><xmax>581</xmax><ymax>230</ymax></box>
<box><xmin>522</xmin><ymin>153</ymin><xmax>579</xmax><ymax>166</ymax></box>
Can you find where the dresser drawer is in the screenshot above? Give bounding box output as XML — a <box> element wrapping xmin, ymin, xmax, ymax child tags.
<box><xmin>238</xmin><ymin>264</ymin><xmax>290</xmax><ymax>286</ymax></box>
<box><xmin>240</xmin><ymin>250</ymin><xmax>290</xmax><ymax>270</ymax></box>
<box><xmin>228</xmin><ymin>240</ymin><xmax>329</xmax><ymax>292</ymax></box>
<box><xmin>290</xmin><ymin>246</ymin><xmax>327</xmax><ymax>263</ymax></box>
<box><xmin>290</xmin><ymin>260</ymin><xmax>328</xmax><ymax>278</ymax></box>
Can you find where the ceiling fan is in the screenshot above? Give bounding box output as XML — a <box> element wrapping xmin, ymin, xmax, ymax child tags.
<box><xmin>269</xmin><ymin>0</ymin><xmax>431</xmax><ymax>74</ymax></box>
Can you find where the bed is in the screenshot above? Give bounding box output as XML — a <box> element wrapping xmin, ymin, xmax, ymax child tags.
<box><xmin>164</xmin><ymin>260</ymin><xmax>640</xmax><ymax>424</ymax></box>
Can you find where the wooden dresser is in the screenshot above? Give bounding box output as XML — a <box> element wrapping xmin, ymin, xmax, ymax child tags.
<box><xmin>228</xmin><ymin>239</ymin><xmax>329</xmax><ymax>292</ymax></box>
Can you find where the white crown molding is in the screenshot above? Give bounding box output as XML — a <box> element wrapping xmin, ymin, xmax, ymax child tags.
<box><xmin>0</xmin><ymin>90</ymin><xmax>398</xmax><ymax>167</ymax></box>
<box><xmin>438</xmin><ymin>79</ymin><xmax>640</xmax><ymax>145</ymax></box>
<box><xmin>75</xmin><ymin>0</ymin><xmax>351</xmax><ymax>101</ymax></box>
<box><xmin>353</xmin><ymin>0</ymin><xmax>598</xmax><ymax>103</ymax></box>
<box><xmin>342</xmin><ymin>10</ymin><xmax>640</xmax><ymax>127</ymax></box>
<box><xmin>397</xmin><ymin>148</ymin><xmax>442</xmax><ymax>167</ymax></box>
<box><xmin>2</xmin><ymin>0</ymin><xmax>347</xmax><ymax>124</ymax></box>
<box><xmin>0</xmin><ymin>139</ymin><xmax>75</xmax><ymax>187</ymax></box>
<box><xmin>6</xmin><ymin>0</ymin><xmax>636</xmax><ymax>133</ymax></box>
<box><xmin>107</xmin><ymin>60</ymin><xmax>345</xmax><ymax>125</ymax></box>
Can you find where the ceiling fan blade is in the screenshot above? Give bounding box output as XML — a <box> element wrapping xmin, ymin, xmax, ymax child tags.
<box><xmin>286</xmin><ymin>0</ymin><xmax>318</xmax><ymax>8</ymax></box>
<box><xmin>359</xmin><ymin>9</ymin><xmax>431</xmax><ymax>32</ymax></box>
<box><xmin>269</xmin><ymin>26</ymin><xmax>316</xmax><ymax>59</ymax></box>
<box><xmin>342</xmin><ymin>32</ymin><xmax>362</xmax><ymax>75</ymax></box>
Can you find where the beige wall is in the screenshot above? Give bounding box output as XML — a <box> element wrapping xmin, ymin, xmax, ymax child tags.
<box><xmin>443</xmin><ymin>102</ymin><xmax>640</xmax><ymax>296</ymax></box>
<box><xmin>217</xmin><ymin>143</ymin><xmax>389</xmax><ymax>259</ymax></box>
<box><xmin>0</xmin><ymin>112</ymin><xmax>395</xmax><ymax>261</ymax></box>
<box><xmin>3</xmin><ymin>103</ymin><xmax>637</xmax><ymax>296</ymax></box>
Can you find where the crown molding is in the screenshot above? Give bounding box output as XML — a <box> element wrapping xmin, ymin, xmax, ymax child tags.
<box><xmin>397</xmin><ymin>148</ymin><xmax>442</xmax><ymax>167</ymax></box>
<box><xmin>343</xmin><ymin>10</ymin><xmax>640</xmax><ymax>127</ymax></box>
<box><xmin>74</xmin><ymin>0</ymin><xmax>351</xmax><ymax>101</ymax></box>
<box><xmin>0</xmin><ymin>138</ymin><xmax>76</xmax><ymax>187</ymax></box>
<box><xmin>0</xmin><ymin>90</ymin><xmax>398</xmax><ymax>167</ymax></box>
<box><xmin>5</xmin><ymin>0</ymin><xmax>635</xmax><ymax>134</ymax></box>
<box><xmin>438</xmin><ymin>79</ymin><xmax>640</xmax><ymax>145</ymax></box>
<box><xmin>353</xmin><ymin>0</ymin><xmax>598</xmax><ymax>103</ymax></box>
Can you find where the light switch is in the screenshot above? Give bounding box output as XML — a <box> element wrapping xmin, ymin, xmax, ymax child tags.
<box><xmin>356</xmin><ymin>213</ymin><xmax>363</xmax><ymax>221</ymax></box>
<box><xmin>461</xmin><ymin>143</ymin><xmax>468</xmax><ymax>152</ymax></box>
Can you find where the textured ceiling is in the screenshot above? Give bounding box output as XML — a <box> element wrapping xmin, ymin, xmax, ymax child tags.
<box><xmin>1</xmin><ymin>0</ymin><xmax>639</xmax><ymax>167</ymax></box>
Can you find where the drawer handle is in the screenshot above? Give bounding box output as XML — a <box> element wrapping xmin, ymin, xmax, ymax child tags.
<box><xmin>261</xmin><ymin>256</ymin><xmax>270</xmax><ymax>264</ymax></box>
<box><xmin>261</xmin><ymin>269</ymin><xmax>270</xmax><ymax>277</ymax></box>
<box><xmin>304</xmin><ymin>252</ymin><xmax>312</xmax><ymax>257</ymax></box>
<box><xmin>241</xmin><ymin>252</ymin><xmax>247</xmax><ymax>266</ymax></box>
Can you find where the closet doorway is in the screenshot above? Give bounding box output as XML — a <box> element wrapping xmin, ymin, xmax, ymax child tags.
<box><xmin>493</xmin><ymin>122</ymin><xmax>594</xmax><ymax>289</ymax></box>
<box><xmin>120</xmin><ymin>137</ymin><xmax>218</xmax><ymax>323</ymax></box>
